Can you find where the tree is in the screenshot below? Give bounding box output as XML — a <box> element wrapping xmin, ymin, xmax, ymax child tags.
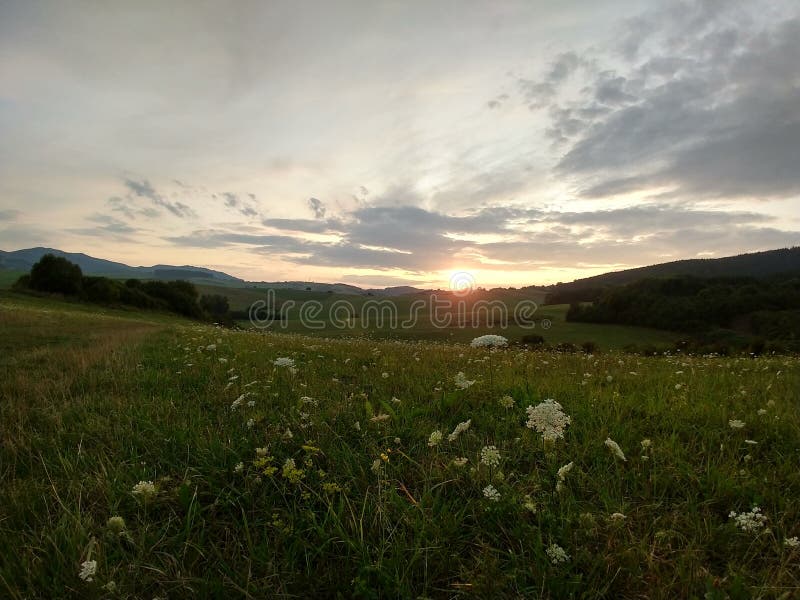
<box><xmin>29</xmin><ymin>254</ymin><xmax>83</xmax><ymax>295</ymax></box>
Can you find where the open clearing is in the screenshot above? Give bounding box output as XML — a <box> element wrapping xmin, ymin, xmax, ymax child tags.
<box><xmin>1</xmin><ymin>295</ymin><xmax>798</xmax><ymax>598</ymax></box>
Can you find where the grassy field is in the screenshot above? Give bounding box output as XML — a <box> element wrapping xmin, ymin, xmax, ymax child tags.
<box><xmin>196</xmin><ymin>283</ymin><xmax>679</xmax><ymax>349</ymax></box>
<box><xmin>0</xmin><ymin>270</ymin><xmax>23</xmax><ymax>289</ymax></box>
<box><xmin>2</xmin><ymin>295</ymin><xmax>799</xmax><ymax>598</ymax></box>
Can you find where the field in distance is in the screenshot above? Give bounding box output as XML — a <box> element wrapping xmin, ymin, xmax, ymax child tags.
<box><xmin>2</xmin><ymin>293</ymin><xmax>799</xmax><ymax>598</ymax></box>
<box><xmin>196</xmin><ymin>283</ymin><xmax>679</xmax><ymax>349</ymax></box>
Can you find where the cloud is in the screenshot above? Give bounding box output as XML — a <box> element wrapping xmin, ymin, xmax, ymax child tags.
<box><xmin>165</xmin><ymin>200</ymin><xmax>796</xmax><ymax>274</ymax></box>
<box><xmin>67</xmin><ymin>214</ymin><xmax>142</xmax><ymax>241</ymax></box>
<box><xmin>221</xmin><ymin>192</ymin><xmax>259</xmax><ymax>218</ymax></box>
<box><xmin>517</xmin><ymin>51</ymin><xmax>590</xmax><ymax>110</ymax></box>
<box><xmin>124</xmin><ymin>178</ymin><xmax>196</xmax><ymax>218</ymax></box>
<box><xmin>308</xmin><ymin>197</ymin><xmax>326</xmax><ymax>219</ymax></box>
<box><xmin>0</xmin><ymin>209</ymin><xmax>21</xmax><ymax>221</ymax></box>
<box><xmin>524</xmin><ymin>1</ymin><xmax>800</xmax><ymax>200</ymax></box>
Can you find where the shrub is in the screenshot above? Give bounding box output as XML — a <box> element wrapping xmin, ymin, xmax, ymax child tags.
<box><xmin>28</xmin><ymin>254</ymin><xmax>83</xmax><ymax>295</ymax></box>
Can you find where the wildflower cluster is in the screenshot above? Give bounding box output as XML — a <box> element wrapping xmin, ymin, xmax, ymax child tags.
<box><xmin>545</xmin><ymin>543</ymin><xmax>570</xmax><ymax>564</ymax></box>
<box><xmin>526</xmin><ymin>399</ymin><xmax>571</xmax><ymax>442</ymax></box>
<box><xmin>470</xmin><ymin>334</ymin><xmax>508</xmax><ymax>348</ymax></box>
<box><xmin>480</xmin><ymin>445</ymin><xmax>501</xmax><ymax>467</ymax></box>
<box><xmin>454</xmin><ymin>372</ymin><xmax>475</xmax><ymax>389</ymax></box>
<box><xmin>729</xmin><ymin>506</ymin><xmax>767</xmax><ymax>533</ymax></box>
<box><xmin>448</xmin><ymin>419</ymin><xmax>471</xmax><ymax>441</ymax></box>
<box><xmin>605</xmin><ymin>438</ymin><xmax>627</xmax><ymax>461</ymax></box>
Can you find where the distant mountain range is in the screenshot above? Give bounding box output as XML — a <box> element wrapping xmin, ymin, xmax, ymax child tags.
<box><xmin>0</xmin><ymin>247</ymin><xmax>424</xmax><ymax>296</ymax></box>
<box><xmin>2</xmin><ymin>246</ymin><xmax>798</xmax><ymax>298</ymax></box>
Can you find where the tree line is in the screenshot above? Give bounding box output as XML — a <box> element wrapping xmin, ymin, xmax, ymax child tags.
<box><xmin>14</xmin><ymin>253</ymin><xmax>234</xmax><ymax>325</ymax></box>
<box><xmin>567</xmin><ymin>274</ymin><xmax>800</xmax><ymax>353</ymax></box>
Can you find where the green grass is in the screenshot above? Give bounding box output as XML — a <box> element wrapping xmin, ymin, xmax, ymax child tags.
<box><xmin>195</xmin><ymin>282</ymin><xmax>678</xmax><ymax>349</ymax></box>
<box><xmin>1</xmin><ymin>295</ymin><xmax>799</xmax><ymax>598</ymax></box>
<box><xmin>0</xmin><ymin>270</ymin><xmax>23</xmax><ymax>289</ymax></box>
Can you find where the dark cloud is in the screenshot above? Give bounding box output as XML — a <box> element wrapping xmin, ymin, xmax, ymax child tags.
<box><xmin>124</xmin><ymin>178</ymin><xmax>196</xmax><ymax>218</ymax></box>
<box><xmin>222</xmin><ymin>192</ymin><xmax>259</xmax><ymax>218</ymax></box>
<box><xmin>308</xmin><ymin>197</ymin><xmax>326</xmax><ymax>219</ymax></box>
<box><xmin>535</xmin><ymin>2</ymin><xmax>800</xmax><ymax>200</ymax></box>
<box><xmin>165</xmin><ymin>200</ymin><xmax>796</xmax><ymax>273</ymax></box>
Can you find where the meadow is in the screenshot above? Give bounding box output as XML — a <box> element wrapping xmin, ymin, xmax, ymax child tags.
<box><xmin>1</xmin><ymin>294</ymin><xmax>799</xmax><ymax>598</ymax></box>
<box><xmin>195</xmin><ymin>283</ymin><xmax>679</xmax><ymax>349</ymax></box>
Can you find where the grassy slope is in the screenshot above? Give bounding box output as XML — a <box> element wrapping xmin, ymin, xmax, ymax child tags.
<box><xmin>0</xmin><ymin>270</ymin><xmax>23</xmax><ymax>289</ymax></box>
<box><xmin>1</xmin><ymin>295</ymin><xmax>799</xmax><ymax>598</ymax></box>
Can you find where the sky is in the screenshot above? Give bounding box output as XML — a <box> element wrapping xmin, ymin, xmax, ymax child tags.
<box><xmin>1</xmin><ymin>0</ymin><xmax>799</xmax><ymax>288</ymax></box>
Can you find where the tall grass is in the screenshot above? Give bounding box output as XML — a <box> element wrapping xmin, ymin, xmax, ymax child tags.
<box><xmin>1</xmin><ymin>298</ymin><xmax>798</xmax><ymax>598</ymax></box>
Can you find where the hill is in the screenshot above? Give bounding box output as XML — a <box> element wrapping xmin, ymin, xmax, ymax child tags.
<box><xmin>543</xmin><ymin>247</ymin><xmax>800</xmax><ymax>303</ymax></box>
<box><xmin>0</xmin><ymin>247</ymin><xmax>428</xmax><ymax>295</ymax></box>
<box><xmin>0</xmin><ymin>247</ymin><xmax>243</xmax><ymax>285</ymax></box>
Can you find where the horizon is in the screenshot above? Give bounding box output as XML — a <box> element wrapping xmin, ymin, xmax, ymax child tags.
<box><xmin>2</xmin><ymin>1</ymin><xmax>800</xmax><ymax>289</ymax></box>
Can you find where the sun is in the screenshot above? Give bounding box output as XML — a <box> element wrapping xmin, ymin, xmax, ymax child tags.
<box><xmin>448</xmin><ymin>270</ymin><xmax>476</xmax><ymax>295</ymax></box>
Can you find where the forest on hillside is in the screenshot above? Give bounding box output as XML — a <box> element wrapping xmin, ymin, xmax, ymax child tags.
<box><xmin>567</xmin><ymin>274</ymin><xmax>800</xmax><ymax>352</ymax></box>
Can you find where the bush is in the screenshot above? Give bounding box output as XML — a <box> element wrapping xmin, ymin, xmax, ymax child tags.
<box><xmin>82</xmin><ymin>276</ymin><xmax>121</xmax><ymax>304</ymax></box>
<box><xmin>520</xmin><ymin>334</ymin><xmax>545</xmax><ymax>346</ymax></box>
<box><xmin>28</xmin><ymin>254</ymin><xmax>83</xmax><ymax>295</ymax></box>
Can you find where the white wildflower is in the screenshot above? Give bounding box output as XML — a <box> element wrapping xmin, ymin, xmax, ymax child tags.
<box><xmin>231</xmin><ymin>394</ymin><xmax>245</xmax><ymax>410</ymax></box>
<box><xmin>106</xmin><ymin>516</ymin><xmax>126</xmax><ymax>533</ymax></box>
<box><xmin>452</xmin><ymin>457</ymin><xmax>468</xmax><ymax>467</ymax></box>
<box><xmin>273</xmin><ymin>357</ymin><xmax>295</xmax><ymax>368</ymax></box>
<box><xmin>234</xmin><ymin>462</ymin><xmax>244</xmax><ymax>473</ymax></box>
<box><xmin>454</xmin><ymin>372</ymin><xmax>476</xmax><ymax>390</ymax></box>
<box><xmin>555</xmin><ymin>461</ymin><xmax>574</xmax><ymax>492</ymax></box>
<box><xmin>246</xmin><ymin>418</ymin><xmax>254</xmax><ymax>428</ymax></box>
<box><xmin>545</xmin><ymin>543</ymin><xmax>570</xmax><ymax>564</ymax></box>
<box><xmin>785</xmin><ymin>537</ymin><xmax>800</xmax><ymax>548</ymax></box>
<box><xmin>256</xmin><ymin>447</ymin><xmax>268</xmax><ymax>457</ymax></box>
<box><xmin>448</xmin><ymin>419</ymin><xmax>472</xmax><ymax>442</ymax></box>
<box><xmin>729</xmin><ymin>506</ymin><xmax>767</xmax><ymax>533</ymax></box>
<box><xmin>428</xmin><ymin>430</ymin><xmax>443</xmax><ymax>447</ymax></box>
<box><xmin>131</xmin><ymin>480</ymin><xmax>156</xmax><ymax>500</ymax></box>
<box><xmin>480</xmin><ymin>445</ymin><xmax>501</xmax><ymax>467</ymax></box>
<box><xmin>483</xmin><ymin>484</ymin><xmax>501</xmax><ymax>501</ymax></box>
<box><xmin>470</xmin><ymin>335</ymin><xmax>508</xmax><ymax>348</ymax></box>
<box><xmin>729</xmin><ymin>419</ymin><xmax>746</xmax><ymax>429</ymax></box>
<box><xmin>79</xmin><ymin>559</ymin><xmax>97</xmax><ymax>582</ymax></box>
<box><xmin>498</xmin><ymin>395</ymin><xmax>515</xmax><ymax>408</ymax></box>
<box><xmin>370</xmin><ymin>413</ymin><xmax>390</xmax><ymax>423</ymax></box>
<box><xmin>526</xmin><ymin>399</ymin><xmax>571</xmax><ymax>442</ymax></box>
<box><xmin>605</xmin><ymin>438</ymin><xmax>627</xmax><ymax>461</ymax></box>
<box><xmin>609</xmin><ymin>512</ymin><xmax>626</xmax><ymax>522</ymax></box>
<box><xmin>640</xmin><ymin>439</ymin><xmax>652</xmax><ymax>449</ymax></box>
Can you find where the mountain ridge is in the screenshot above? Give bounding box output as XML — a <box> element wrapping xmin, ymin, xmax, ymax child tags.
<box><xmin>2</xmin><ymin>246</ymin><xmax>798</xmax><ymax>298</ymax></box>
